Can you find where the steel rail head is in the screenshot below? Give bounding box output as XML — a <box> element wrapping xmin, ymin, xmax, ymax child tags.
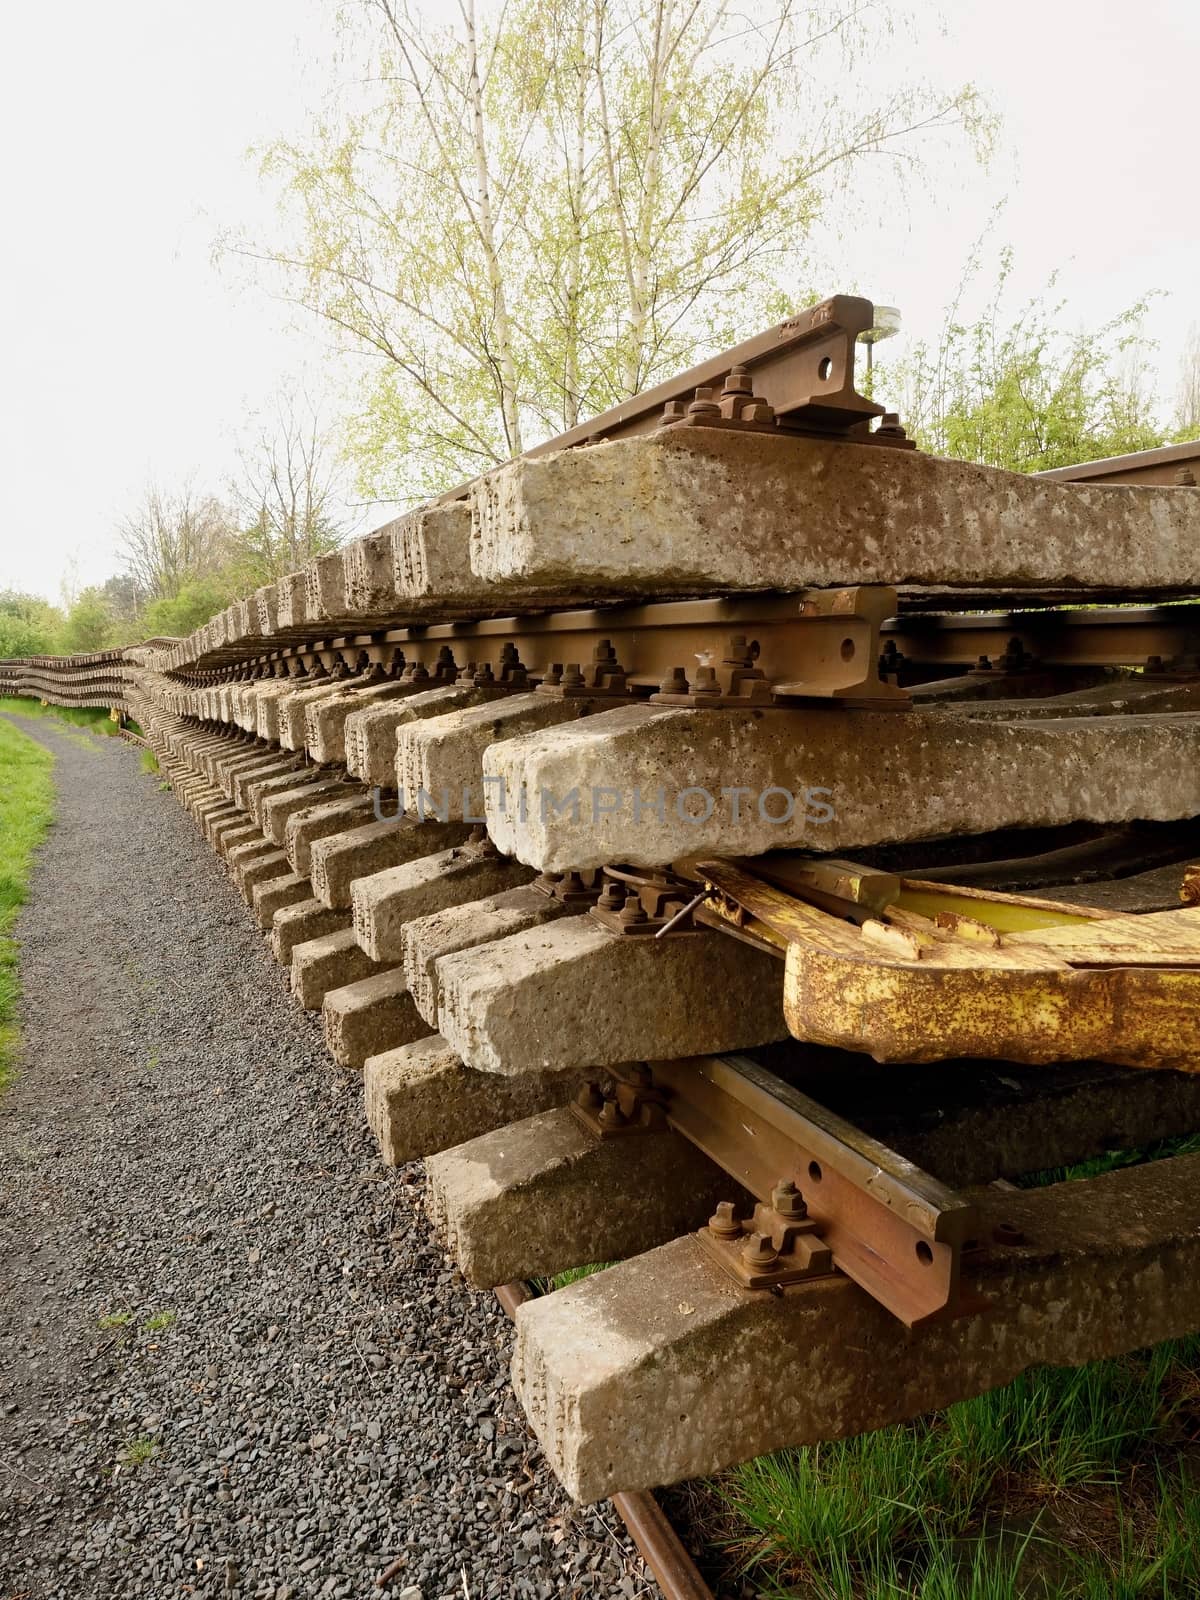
<box><xmin>433</xmin><ymin>293</ymin><xmax>899</xmax><ymax>507</ymax></box>
<box><xmin>648</xmin><ymin>1052</ymin><xmax>978</xmax><ymax>1327</ymax></box>
<box><xmin>158</xmin><ymin>591</ymin><xmax>1200</xmax><ymax>699</ymax></box>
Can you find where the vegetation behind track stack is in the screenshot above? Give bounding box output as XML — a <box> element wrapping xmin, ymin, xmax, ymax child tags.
<box><xmin>0</xmin><ymin>712</ymin><xmax>55</xmax><ymax>1093</ymax></box>
<box><xmin>0</xmin><ymin>695</ymin><xmax>121</xmax><ymax>738</ymax></box>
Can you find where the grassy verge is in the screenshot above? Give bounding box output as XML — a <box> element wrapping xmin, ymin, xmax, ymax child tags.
<box><xmin>0</xmin><ymin>715</ymin><xmax>55</xmax><ymax>1092</ymax></box>
<box><xmin>701</xmin><ymin>1337</ymin><xmax>1200</xmax><ymax>1598</ymax></box>
<box><xmin>0</xmin><ymin>695</ymin><xmax>120</xmax><ymax>736</ymax></box>
<box><xmin>681</xmin><ymin>1139</ymin><xmax>1200</xmax><ymax>1599</ymax></box>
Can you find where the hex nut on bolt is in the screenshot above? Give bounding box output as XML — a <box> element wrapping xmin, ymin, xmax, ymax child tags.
<box><xmin>772</xmin><ymin>1178</ymin><xmax>808</xmax><ymax>1219</ymax></box>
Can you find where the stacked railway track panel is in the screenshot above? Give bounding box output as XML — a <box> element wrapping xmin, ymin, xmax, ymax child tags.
<box><xmin>7</xmin><ymin>297</ymin><xmax>1200</xmax><ymax>1516</ymax></box>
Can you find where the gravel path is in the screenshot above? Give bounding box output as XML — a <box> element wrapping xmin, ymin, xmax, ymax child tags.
<box><xmin>0</xmin><ymin>718</ymin><xmax>653</xmax><ymax>1600</ymax></box>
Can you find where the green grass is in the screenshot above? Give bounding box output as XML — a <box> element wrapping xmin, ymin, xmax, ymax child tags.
<box><xmin>118</xmin><ymin>1435</ymin><xmax>158</xmax><ymax>1468</ymax></box>
<box><xmin>0</xmin><ymin>715</ymin><xmax>55</xmax><ymax>1093</ymax></box>
<box><xmin>943</xmin><ymin>1346</ymin><xmax>1185</xmax><ymax>1493</ymax></box>
<box><xmin>715</xmin><ymin>1336</ymin><xmax>1200</xmax><ymax>1598</ymax></box>
<box><xmin>139</xmin><ymin>747</ymin><xmax>159</xmax><ymax>774</ymax></box>
<box><xmin>530</xmin><ymin>1260</ymin><xmax>615</xmax><ymax>1295</ymax></box>
<box><xmin>544</xmin><ymin>1260</ymin><xmax>1200</xmax><ymax>1596</ymax></box>
<box><xmin>1016</xmin><ymin>1130</ymin><xmax>1200</xmax><ymax>1189</ymax></box>
<box><xmin>0</xmin><ymin>694</ymin><xmax>119</xmax><ymax>735</ymax></box>
<box><xmin>551</xmin><ymin>1261</ymin><xmax>613</xmax><ymax>1290</ymax></box>
<box><xmin>99</xmin><ymin>1306</ymin><xmax>177</xmax><ymax>1334</ymax></box>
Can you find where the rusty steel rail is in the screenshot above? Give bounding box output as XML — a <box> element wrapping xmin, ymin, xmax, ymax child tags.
<box><xmin>681</xmin><ymin>852</ymin><xmax>1200</xmax><ymax>1072</ymax></box>
<box><xmin>136</xmin><ymin>292</ymin><xmax>1200</xmax><ymax>677</ymax></box>
<box><xmin>437</xmin><ymin>295</ymin><xmax>902</xmax><ymax>508</ymax></box>
<box><xmin>510</xmin><ymin>1150</ymin><xmax>1200</xmax><ymax>1503</ymax></box>
<box><xmin>652</xmin><ymin>1054</ymin><xmax>978</xmax><ymax>1327</ymax></box>
<box><xmin>885</xmin><ymin>603</ymin><xmax>1200</xmax><ymax>669</ymax></box>
<box><xmin>573</xmin><ymin>1052</ymin><xmax>979</xmax><ymax>1328</ymax></box>
<box><xmin>560</xmin><ymin>825</ymin><xmax>1200</xmax><ymax>1330</ymax></box>
<box><xmin>169</xmin><ymin>592</ymin><xmax>1200</xmax><ymax>717</ymax></box>
<box><xmin>170</xmin><ymin>587</ymin><xmax>908</xmax><ymax>708</ymax></box>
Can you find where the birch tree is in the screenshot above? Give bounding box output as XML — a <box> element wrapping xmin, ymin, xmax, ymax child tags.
<box><xmin>1174</xmin><ymin>323</ymin><xmax>1200</xmax><ymax>440</ymax></box>
<box><xmin>247</xmin><ymin>0</ymin><xmax>988</xmax><ymax>499</ymax></box>
<box><xmin>228</xmin><ymin>396</ymin><xmax>346</xmax><ymax>585</ymax></box>
<box><xmin>116</xmin><ymin>483</ymin><xmax>233</xmax><ymax>604</ymax></box>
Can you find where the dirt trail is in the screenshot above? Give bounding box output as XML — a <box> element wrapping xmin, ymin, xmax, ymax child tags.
<box><xmin>0</xmin><ymin>718</ymin><xmax>647</xmax><ymax>1600</ymax></box>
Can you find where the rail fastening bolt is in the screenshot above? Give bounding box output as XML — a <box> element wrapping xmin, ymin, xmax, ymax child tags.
<box><xmin>597</xmin><ymin>1097</ymin><xmax>625</xmax><ymax>1131</ymax></box>
<box><xmin>742</xmin><ymin>1231</ymin><xmax>780</xmax><ymax>1269</ymax></box>
<box><xmin>707</xmin><ymin>1201</ymin><xmax>741</xmax><ymax>1240</ymax></box>
<box><xmin>772</xmin><ymin>1179</ymin><xmax>808</xmax><ymax>1219</ymax></box>
<box><xmin>577</xmin><ymin>1082</ymin><xmax>603</xmax><ymax>1112</ymax></box>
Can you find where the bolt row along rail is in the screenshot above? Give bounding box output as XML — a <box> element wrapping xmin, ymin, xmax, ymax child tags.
<box><xmin>6</xmin><ymin>294</ymin><xmax>1200</xmax><ymax>1502</ymax></box>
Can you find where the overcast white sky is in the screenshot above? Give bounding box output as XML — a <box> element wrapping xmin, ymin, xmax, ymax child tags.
<box><xmin>2</xmin><ymin>0</ymin><xmax>1198</xmax><ymax>603</ymax></box>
